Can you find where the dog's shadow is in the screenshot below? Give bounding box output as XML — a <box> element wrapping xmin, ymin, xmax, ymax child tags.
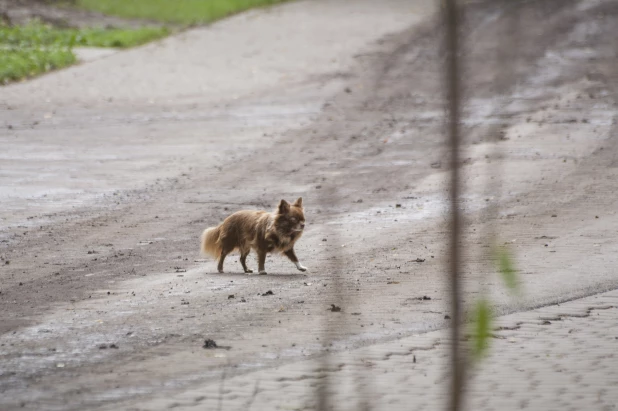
<box><xmin>209</xmin><ymin>271</ymin><xmax>308</xmax><ymax>280</ymax></box>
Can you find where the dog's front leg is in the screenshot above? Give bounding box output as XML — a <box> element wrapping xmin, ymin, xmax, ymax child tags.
<box><xmin>257</xmin><ymin>250</ymin><xmax>267</xmax><ymax>275</ymax></box>
<box><xmin>284</xmin><ymin>248</ymin><xmax>307</xmax><ymax>272</ymax></box>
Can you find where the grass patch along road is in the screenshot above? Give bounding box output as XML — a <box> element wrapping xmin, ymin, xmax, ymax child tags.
<box><xmin>70</xmin><ymin>26</ymin><xmax>170</xmax><ymax>48</ymax></box>
<box><xmin>76</xmin><ymin>0</ymin><xmax>289</xmax><ymax>25</ymax></box>
<box><xmin>2</xmin><ymin>0</ymin><xmax>289</xmax><ymax>84</ymax></box>
<box><xmin>0</xmin><ymin>22</ymin><xmax>168</xmax><ymax>84</ymax></box>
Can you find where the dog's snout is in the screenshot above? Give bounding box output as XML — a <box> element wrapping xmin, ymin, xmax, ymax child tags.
<box><xmin>300</xmin><ymin>223</ymin><xmax>305</xmax><ymax>229</ymax></box>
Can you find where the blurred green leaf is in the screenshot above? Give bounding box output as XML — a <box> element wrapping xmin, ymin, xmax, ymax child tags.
<box><xmin>495</xmin><ymin>245</ymin><xmax>519</xmax><ymax>294</ymax></box>
<box><xmin>470</xmin><ymin>298</ymin><xmax>492</xmax><ymax>360</ymax></box>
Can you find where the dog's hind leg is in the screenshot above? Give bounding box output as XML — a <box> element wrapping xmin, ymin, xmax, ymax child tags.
<box><xmin>217</xmin><ymin>249</ymin><xmax>229</xmax><ymax>273</ymax></box>
<box><xmin>217</xmin><ymin>237</ymin><xmax>235</xmax><ymax>273</ymax></box>
<box><xmin>240</xmin><ymin>248</ymin><xmax>253</xmax><ymax>274</ymax></box>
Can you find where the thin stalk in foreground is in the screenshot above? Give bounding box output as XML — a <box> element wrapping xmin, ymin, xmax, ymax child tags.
<box><xmin>443</xmin><ymin>0</ymin><xmax>466</xmax><ymax>410</ymax></box>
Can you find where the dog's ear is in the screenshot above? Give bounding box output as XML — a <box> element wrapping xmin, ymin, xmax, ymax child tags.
<box><xmin>293</xmin><ymin>197</ymin><xmax>303</xmax><ymax>208</ymax></box>
<box><xmin>278</xmin><ymin>199</ymin><xmax>290</xmax><ymax>214</ymax></box>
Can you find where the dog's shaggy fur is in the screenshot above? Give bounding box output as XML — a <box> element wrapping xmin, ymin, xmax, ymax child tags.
<box><xmin>200</xmin><ymin>198</ymin><xmax>307</xmax><ymax>274</ymax></box>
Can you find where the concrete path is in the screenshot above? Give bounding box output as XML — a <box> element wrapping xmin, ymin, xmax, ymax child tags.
<box><xmin>101</xmin><ymin>290</ymin><xmax>618</xmax><ymax>411</ymax></box>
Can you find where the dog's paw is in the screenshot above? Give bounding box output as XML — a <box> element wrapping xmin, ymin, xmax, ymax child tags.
<box><xmin>258</xmin><ymin>270</ymin><xmax>268</xmax><ymax>275</ymax></box>
<box><xmin>295</xmin><ymin>262</ymin><xmax>308</xmax><ymax>272</ymax></box>
<box><xmin>218</xmin><ymin>269</ymin><xmax>224</xmax><ymax>274</ymax></box>
<box><xmin>245</xmin><ymin>269</ymin><xmax>254</xmax><ymax>274</ymax></box>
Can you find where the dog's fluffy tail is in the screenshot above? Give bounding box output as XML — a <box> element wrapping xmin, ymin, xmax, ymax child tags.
<box><xmin>200</xmin><ymin>226</ymin><xmax>221</xmax><ymax>258</ymax></box>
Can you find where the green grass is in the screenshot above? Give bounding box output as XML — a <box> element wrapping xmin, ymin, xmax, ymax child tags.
<box><xmin>74</xmin><ymin>26</ymin><xmax>169</xmax><ymax>48</ymax></box>
<box><xmin>0</xmin><ymin>22</ymin><xmax>168</xmax><ymax>84</ymax></box>
<box><xmin>0</xmin><ymin>23</ymin><xmax>169</xmax><ymax>49</ymax></box>
<box><xmin>0</xmin><ymin>46</ymin><xmax>76</xmax><ymax>84</ymax></box>
<box><xmin>1</xmin><ymin>0</ymin><xmax>288</xmax><ymax>84</ymax></box>
<box><xmin>76</xmin><ymin>0</ymin><xmax>289</xmax><ymax>25</ymax></box>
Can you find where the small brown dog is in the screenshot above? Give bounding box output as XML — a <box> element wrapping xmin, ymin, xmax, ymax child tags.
<box><xmin>200</xmin><ymin>197</ymin><xmax>307</xmax><ymax>274</ymax></box>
